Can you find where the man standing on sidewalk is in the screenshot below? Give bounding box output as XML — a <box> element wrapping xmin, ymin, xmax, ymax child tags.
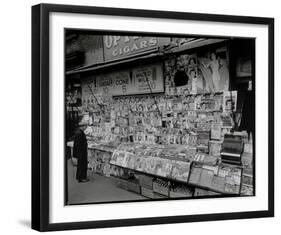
<box><xmin>73</xmin><ymin>124</ymin><xmax>89</xmax><ymax>183</ymax></box>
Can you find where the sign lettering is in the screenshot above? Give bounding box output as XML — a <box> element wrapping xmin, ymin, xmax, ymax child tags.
<box><xmin>82</xmin><ymin>63</ymin><xmax>164</xmax><ymax>97</ymax></box>
<box><xmin>103</xmin><ymin>36</ymin><xmax>169</xmax><ymax>61</ymax></box>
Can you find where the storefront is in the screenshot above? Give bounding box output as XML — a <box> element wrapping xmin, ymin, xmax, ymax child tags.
<box><xmin>65</xmin><ymin>34</ymin><xmax>254</xmax><ymax>203</ymax></box>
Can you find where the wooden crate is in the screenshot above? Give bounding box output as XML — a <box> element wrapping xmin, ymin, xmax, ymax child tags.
<box><xmin>138</xmin><ymin>175</ymin><xmax>154</xmax><ymax>189</ymax></box>
<box><xmin>153</xmin><ymin>182</ymin><xmax>169</xmax><ymax>196</ymax></box>
<box><xmin>127</xmin><ymin>181</ymin><xmax>141</xmax><ymax>194</ymax></box>
<box><xmin>169</xmin><ymin>191</ymin><xmax>193</xmax><ymax>198</ymax></box>
<box><xmin>153</xmin><ymin>193</ymin><xmax>168</xmax><ymax>199</ymax></box>
<box><xmin>141</xmin><ymin>187</ymin><xmax>154</xmax><ymax>198</ymax></box>
<box><xmin>194</xmin><ymin>188</ymin><xmax>221</xmax><ymax>196</ymax></box>
<box><xmin>112</xmin><ymin>178</ymin><xmax>128</xmax><ymax>191</ymax></box>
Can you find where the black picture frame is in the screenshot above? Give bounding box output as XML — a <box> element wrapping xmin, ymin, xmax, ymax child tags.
<box><xmin>32</xmin><ymin>3</ymin><xmax>274</xmax><ymax>231</ymax></box>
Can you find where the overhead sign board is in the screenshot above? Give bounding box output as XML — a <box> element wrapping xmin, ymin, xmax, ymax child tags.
<box><xmin>82</xmin><ymin>63</ymin><xmax>164</xmax><ymax>99</ymax></box>
<box><xmin>103</xmin><ymin>36</ymin><xmax>170</xmax><ymax>61</ymax></box>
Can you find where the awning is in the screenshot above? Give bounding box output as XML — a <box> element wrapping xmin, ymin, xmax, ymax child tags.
<box><xmin>166</xmin><ymin>38</ymin><xmax>227</xmax><ymax>54</ymax></box>
<box><xmin>66</xmin><ymin>48</ymin><xmax>161</xmax><ymax>75</ymax></box>
<box><xmin>66</xmin><ymin>38</ymin><xmax>227</xmax><ymax>76</ymax></box>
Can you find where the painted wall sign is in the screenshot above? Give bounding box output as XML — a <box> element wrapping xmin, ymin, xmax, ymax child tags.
<box><xmin>103</xmin><ymin>36</ymin><xmax>170</xmax><ymax>61</ymax></box>
<box><xmin>82</xmin><ymin>63</ymin><xmax>164</xmax><ymax>99</ymax></box>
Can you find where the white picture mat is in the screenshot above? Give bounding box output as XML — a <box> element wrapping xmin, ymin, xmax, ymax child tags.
<box><xmin>49</xmin><ymin>12</ymin><xmax>269</xmax><ymax>224</ymax></box>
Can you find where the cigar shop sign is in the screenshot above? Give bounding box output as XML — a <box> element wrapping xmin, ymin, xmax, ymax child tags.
<box><xmin>82</xmin><ymin>63</ymin><xmax>164</xmax><ymax>97</ymax></box>
<box><xmin>103</xmin><ymin>36</ymin><xmax>169</xmax><ymax>61</ymax></box>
